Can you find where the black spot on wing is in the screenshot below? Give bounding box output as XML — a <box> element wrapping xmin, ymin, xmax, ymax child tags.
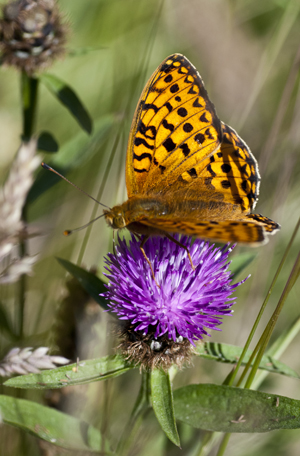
<box><xmin>207</xmin><ymin>164</ymin><xmax>216</xmax><ymax>177</ymax></box>
<box><xmin>178</xmin><ymin>107</ymin><xmax>188</xmax><ymax>117</ymax></box>
<box><xmin>164</xmin><ymin>74</ymin><xmax>173</xmax><ymax>83</ymax></box>
<box><xmin>170</xmin><ymin>84</ymin><xmax>180</xmax><ymax>93</ymax></box>
<box><xmin>221</xmin><ymin>164</ymin><xmax>231</xmax><ymax>173</ymax></box>
<box><xmin>194</xmin><ymin>133</ymin><xmax>205</xmax><ymax>144</ymax></box>
<box><xmin>134</xmin><ymin>137</ymin><xmax>154</xmax><ymax>150</ymax></box>
<box><xmin>183</xmin><ymin>123</ymin><xmax>193</xmax><ymax>133</ymax></box>
<box><xmin>205</xmin><ymin>128</ymin><xmax>214</xmax><ymax>140</ymax></box>
<box><xmin>164</xmin><ymin>102</ymin><xmax>173</xmax><ymax>113</ymax></box>
<box><xmin>134</xmin><ymin>167</ymin><xmax>147</xmax><ymax>173</ymax></box>
<box><xmin>188</xmin><ymin>85</ymin><xmax>197</xmax><ymax>94</ymax></box>
<box><xmin>221</xmin><ymin>180</ymin><xmax>231</xmax><ymax>189</ymax></box>
<box><xmin>162</xmin><ymin>119</ymin><xmax>174</xmax><ymax>132</ymax></box>
<box><xmin>133</xmin><ymin>152</ymin><xmax>152</xmax><ymax>162</ymax></box>
<box><xmin>240</xmin><ymin>164</ymin><xmax>248</xmax><ymax>175</ymax></box>
<box><xmin>200</xmin><ymin>113</ymin><xmax>209</xmax><ymax>123</ymax></box>
<box><xmin>241</xmin><ymin>180</ymin><xmax>248</xmax><ymax>192</ymax></box>
<box><xmin>193</xmin><ymin>97</ymin><xmax>203</xmax><ymax>108</ymax></box>
<box><xmin>180</xmin><ymin>143</ymin><xmax>190</xmax><ymax>157</ymax></box>
<box><xmin>163</xmin><ymin>137</ymin><xmax>177</xmax><ymax>152</ymax></box>
<box><xmin>138</xmin><ymin>120</ymin><xmax>156</xmax><ymax>139</ymax></box>
<box><xmin>187</xmin><ymin>168</ymin><xmax>197</xmax><ymax>178</ymax></box>
<box><xmin>142</xmin><ymin>103</ymin><xmax>159</xmax><ymax>113</ymax></box>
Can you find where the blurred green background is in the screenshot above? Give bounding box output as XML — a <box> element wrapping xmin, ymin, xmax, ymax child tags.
<box><xmin>0</xmin><ymin>0</ymin><xmax>300</xmax><ymax>455</ymax></box>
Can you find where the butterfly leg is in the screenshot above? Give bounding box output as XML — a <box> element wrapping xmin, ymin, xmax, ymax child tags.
<box><xmin>139</xmin><ymin>236</ymin><xmax>160</xmax><ymax>288</ymax></box>
<box><xmin>165</xmin><ymin>234</ymin><xmax>195</xmax><ymax>270</ymax></box>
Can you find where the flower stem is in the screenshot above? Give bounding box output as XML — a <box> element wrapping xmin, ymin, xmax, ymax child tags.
<box><xmin>21</xmin><ymin>71</ymin><xmax>39</xmax><ymax>141</ymax></box>
<box><xmin>17</xmin><ymin>72</ymin><xmax>39</xmax><ymax>338</ymax></box>
<box><xmin>216</xmin><ymin>217</ymin><xmax>300</xmax><ymax>456</ymax></box>
<box><xmin>116</xmin><ymin>371</ymin><xmax>151</xmax><ymax>456</ymax></box>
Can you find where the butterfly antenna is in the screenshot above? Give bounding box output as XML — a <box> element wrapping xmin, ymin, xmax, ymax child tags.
<box><xmin>64</xmin><ymin>214</ymin><xmax>106</xmax><ymax>236</ymax></box>
<box><xmin>41</xmin><ymin>162</ymin><xmax>111</xmax><ymax>210</ymax></box>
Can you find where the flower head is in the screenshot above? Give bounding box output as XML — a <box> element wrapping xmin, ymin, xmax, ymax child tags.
<box><xmin>0</xmin><ymin>0</ymin><xmax>67</xmax><ymax>74</ymax></box>
<box><xmin>103</xmin><ymin>235</ymin><xmax>248</xmax><ymax>369</ymax></box>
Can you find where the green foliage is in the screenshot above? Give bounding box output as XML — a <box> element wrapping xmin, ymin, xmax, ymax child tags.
<box><xmin>174</xmin><ymin>384</ymin><xmax>300</xmax><ymax>433</ymax></box>
<box><xmin>40</xmin><ymin>74</ymin><xmax>93</xmax><ymax>134</ymax></box>
<box><xmin>57</xmin><ymin>258</ymin><xmax>109</xmax><ymax>310</ymax></box>
<box><xmin>5</xmin><ymin>355</ymin><xmax>134</xmax><ymax>389</ymax></box>
<box><xmin>0</xmin><ymin>0</ymin><xmax>300</xmax><ymax>455</ymax></box>
<box><xmin>151</xmin><ymin>369</ymin><xmax>180</xmax><ymax>447</ymax></box>
<box><xmin>196</xmin><ymin>342</ymin><xmax>299</xmax><ymax>378</ymax></box>
<box><xmin>0</xmin><ymin>395</ymin><xmax>105</xmax><ymax>452</ymax></box>
<box><xmin>37</xmin><ymin>132</ymin><xmax>59</xmax><ymax>153</ymax></box>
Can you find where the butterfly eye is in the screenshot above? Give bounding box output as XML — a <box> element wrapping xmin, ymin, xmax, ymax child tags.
<box><xmin>104</xmin><ymin>211</ymin><xmax>126</xmax><ymax>229</ymax></box>
<box><xmin>113</xmin><ymin>215</ymin><xmax>126</xmax><ymax>229</ymax></box>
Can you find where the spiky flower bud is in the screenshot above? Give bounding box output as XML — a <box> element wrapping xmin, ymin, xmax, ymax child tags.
<box><xmin>0</xmin><ymin>0</ymin><xmax>67</xmax><ymax>74</ymax></box>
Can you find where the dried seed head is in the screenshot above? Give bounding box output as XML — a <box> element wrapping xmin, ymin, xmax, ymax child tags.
<box><xmin>0</xmin><ymin>0</ymin><xmax>67</xmax><ymax>74</ymax></box>
<box><xmin>0</xmin><ymin>140</ymin><xmax>40</xmax><ymax>282</ymax></box>
<box><xmin>117</xmin><ymin>323</ymin><xmax>194</xmax><ymax>371</ymax></box>
<box><xmin>0</xmin><ymin>139</ymin><xmax>39</xmax><ymax>261</ymax></box>
<box><xmin>0</xmin><ymin>346</ymin><xmax>69</xmax><ymax>377</ymax></box>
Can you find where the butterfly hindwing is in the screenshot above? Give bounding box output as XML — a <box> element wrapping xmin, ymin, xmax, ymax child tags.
<box><xmin>140</xmin><ymin>214</ymin><xmax>279</xmax><ymax>244</ymax></box>
<box><xmin>126</xmin><ymin>54</ymin><xmax>223</xmax><ymax>197</ymax></box>
<box><xmin>172</xmin><ymin>123</ymin><xmax>260</xmax><ymax>212</ymax></box>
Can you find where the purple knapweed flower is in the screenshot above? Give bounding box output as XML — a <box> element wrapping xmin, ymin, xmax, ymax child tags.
<box><xmin>102</xmin><ymin>235</ymin><xmax>248</xmax><ymax>349</ymax></box>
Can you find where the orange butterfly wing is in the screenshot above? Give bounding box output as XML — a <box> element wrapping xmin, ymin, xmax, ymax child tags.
<box><xmin>126</xmin><ymin>54</ymin><xmax>222</xmax><ymax>197</ymax></box>
<box><xmin>122</xmin><ymin>54</ymin><xmax>280</xmax><ymax>244</ymax></box>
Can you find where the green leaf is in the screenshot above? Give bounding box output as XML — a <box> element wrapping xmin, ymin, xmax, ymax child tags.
<box><xmin>0</xmin><ymin>395</ymin><xmax>105</xmax><ymax>451</ymax></box>
<box><xmin>57</xmin><ymin>258</ymin><xmax>109</xmax><ymax>310</ymax></box>
<box><xmin>174</xmin><ymin>384</ymin><xmax>300</xmax><ymax>433</ymax></box>
<box><xmin>151</xmin><ymin>369</ymin><xmax>180</xmax><ymax>447</ymax></box>
<box><xmin>40</xmin><ymin>74</ymin><xmax>92</xmax><ymax>134</ymax></box>
<box><xmin>195</xmin><ymin>342</ymin><xmax>299</xmax><ymax>378</ymax></box>
<box><xmin>4</xmin><ymin>355</ymin><xmax>133</xmax><ymax>389</ymax></box>
<box><xmin>0</xmin><ymin>302</ymin><xmax>17</xmax><ymax>339</ymax></box>
<box><xmin>37</xmin><ymin>131</ymin><xmax>59</xmax><ymax>152</ymax></box>
<box><xmin>27</xmin><ymin>114</ymin><xmax>115</xmax><ymax>205</ymax></box>
<box><xmin>230</xmin><ymin>252</ymin><xmax>256</xmax><ymax>278</ymax></box>
<box><xmin>68</xmin><ymin>46</ymin><xmax>107</xmax><ymax>57</ymax></box>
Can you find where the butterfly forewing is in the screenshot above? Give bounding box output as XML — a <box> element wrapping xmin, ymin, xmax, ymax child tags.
<box><xmin>126</xmin><ymin>54</ymin><xmax>222</xmax><ymax>197</ymax></box>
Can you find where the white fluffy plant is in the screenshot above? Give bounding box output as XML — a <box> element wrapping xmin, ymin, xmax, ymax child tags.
<box><xmin>0</xmin><ymin>139</ymin><xmax>39</xmax><ymax>283</ymax></box>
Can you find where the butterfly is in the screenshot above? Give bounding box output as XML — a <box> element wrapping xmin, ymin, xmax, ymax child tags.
<box><xmin>104</xmin><ymin>54</ymin><xmax>280</xmax><ymax>262</ymax></box>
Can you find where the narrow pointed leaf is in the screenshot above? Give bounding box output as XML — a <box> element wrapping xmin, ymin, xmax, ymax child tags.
<box><xmin>27</xmin><ymin>114</ymin><xmax>115</xmax><ymax>204</ymax></box>
<box><xmin>195</xmin><ymin>342</ymin><xmax>299</xmax><ymax>378</ymax></box>
<box><xmin>68</xmin><ymin>46</ymin><xmax>106</xmax><ymax>57</ymax></box>
<box><xmin>151</xmin><ymin>369</ymin><xmax>180</xmax><ymax>447</ymax></box>
<box><xmin>0</xmin><ymin>302</ymin><xmax>16</xmax><ymax>338</ymax></box>
<box><xmin>4</xmin><ymin>355</ymin><xmax>133</xmax><ymax>389</ymax></box>
<box><xmin>37</xmin><ymin>131</ymin><xmax>59</xmax><ymax>152</ymax></box>
<box><xmin>174</xmin><ymin>384</ymin><xmax>300</xmax><ymax>432</ymax></box>
<box><xmin>57</xmin><ymin>258</ymin><xmax>109</xmax><ymax>310</ymax></box>
<box><xmin>40</xmin><ymin>74</ymin><xmax>92</xmax><ymax>134</ymax></box>
<box><xmin>0</xmin><ymin>395</ymin><xmax>105</xmax><ymax>451</ymax></box>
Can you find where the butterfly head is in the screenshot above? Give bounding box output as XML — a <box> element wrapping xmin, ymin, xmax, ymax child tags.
<box><xmin>104</xmin><ymin>206</ymin><xmax>126</xmax><ymax>230</ymax></box>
